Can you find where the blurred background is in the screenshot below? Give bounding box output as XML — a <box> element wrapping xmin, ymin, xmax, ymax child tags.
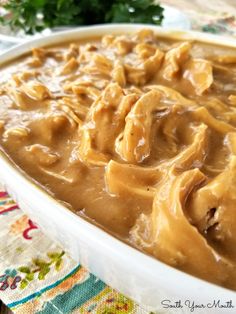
<box><xmin>0</xmin><ymin>0</ymin><xmax>236</xmax><ymax>47</ymax></box>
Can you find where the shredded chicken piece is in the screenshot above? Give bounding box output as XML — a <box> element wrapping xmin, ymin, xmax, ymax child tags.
<box><xmin>112</xmin><ymin>61</ymin><xmax>126</xmax><ymax>87</ymax></box>
<box><xmin>228</xmin><ymin>94</ymin><xmax>236</xmax><ymax>106</ymax></box>
<box><xmin>25</xmin><ymin>144</ymin><xmax>60</xmax><ymax>166</ymax></box>
<box><xmin>78</xmin><ymin>83</ymin><xmax>137</xmax><ymax>165</ymax></box>
<box><xmin>116</xmin><ymin>89</ymin><xmax>161</xmax><ymax>163</ymax></box>
<box><xmin>147</xmin><ymin>84</ymin><xmax>195</xmax><ymax>107</ymax></box>
<box><xmin>214</xmin><ymin>55</ymin><xmax>236</xmax><ymax>64</ymax></box>
<box><xmin>64</xmin><ymin>43</ymin><xmax>80</xmax><ymax>61</ymax></box>
<box><xmin>135</xmin><ymin>43</ymin><xmax>157</xmax><ymax>59</ymax></box>
<box><xmin>60</xmin><ymin>57</ymin><xmax>79</xmax><ymax>75</ymax></box>
<box><xmin>192</xmin><ymin>107</ymin><xmax>235</xmax><ymax>133</ymax></box>
<box><xmin>189</xmin><ymin>156</ymin><xmax>236</xmax><ymax>259</ymax></box>
<box><xmin>226</xmin><ymin>132</ymin><xmax>236</xmax><ymax>155</ymax></box>
<box><xmin>169</xmin><ymin>124</ymin><xmax>208</xmax><ymax>172</ymax></box>
<box><xmin>114</xmin><ymin>36</ymin><xmax>134</xmax><ymax>55</ymax></box>
<box><xmin>106</xmin><ymin>160</ymin><xmax>160</xmax><ymax>200</ymax></box>
<box><xmin>135</xmin><ymin>29</ymin><xmax>155</xmax><ymax>42</ymax></box>
<box><xmin>20</xmin><ymin>81</ymin><xmax>52</xmax><ymax>100</ymax></box>
<box><xmin>124</xmin><ymin>64</ymin><xmax>147</xmax><ymax>85</ymax></box>
<box><xmin>3</xmin><ymin>126</ymin><xmax>30</xmax><ymax>139</ymax></box>
<box><xmin>131</xmin><ymin>169</ymin><xmax>233</xmax><ymax>284</ymax></box>
<box><xmin>161</xmin><ymin>42</ymin><xmax>191</xmax><ymax>81</ymax></box>
<box><xmin>183</xmin><ymin>58</ymin><xmax>213</xmax><ymax>95</ymax></box>
<box><xmin>143</xmin><ymin>48</ymin><xmax>164</xmax><ymax>78</ymax></box>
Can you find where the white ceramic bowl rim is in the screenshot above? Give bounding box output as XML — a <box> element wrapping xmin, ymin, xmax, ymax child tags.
<box><xmin>0</xmin><ymin>24</ymin><xmax>236</xmax><ymax>310</ymax></box>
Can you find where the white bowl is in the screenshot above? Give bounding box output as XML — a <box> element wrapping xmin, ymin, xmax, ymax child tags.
<box><xmin>0</xmin><ymin>24</ymin><xmax>236</xmax><ymax>313</ymax></box>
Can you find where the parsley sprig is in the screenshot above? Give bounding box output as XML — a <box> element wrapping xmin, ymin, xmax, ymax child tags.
<box><xmin>0</xmin><ymin>0</ymin><xmax>164</xmax><ymax>34</ymax></box>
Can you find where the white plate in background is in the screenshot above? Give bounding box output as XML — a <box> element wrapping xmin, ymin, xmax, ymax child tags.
<box><xmin>162</xmin><ymin>4</ymin><xmax>191</xmax><ymax>29</ymax></box>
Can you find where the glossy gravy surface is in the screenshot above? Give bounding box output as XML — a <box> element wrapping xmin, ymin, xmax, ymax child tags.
<box><xmin>1</xmin><ymin>30</ymin><xmax>236</xmax><ymax>290</ymax></box>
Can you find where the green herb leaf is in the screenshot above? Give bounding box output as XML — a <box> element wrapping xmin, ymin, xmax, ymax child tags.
<box><xmin>55</xmin><ymin>258</ymin><xmax>63</xmax><ymax>271</ymax></box>
<box><xmin>33</xmin><ymin>258</ymin><xmax>48</xmax><ymax>267</ymax></box>
<box><xmin>18</xmin><ymin>266</ymin><xmax>30</xmax><ymax>274</ymax></box>
<box><xmin>0</xmin><ymin>0</ymin><xmax>164</xmax><ymax>34</ymax></box>
<box><xmin>47</xmin><ymin>252</ymin><xmax>61</xmax><ymax>260</ymax></box>
<box><xmin>20</xmin><ymin>279</ymin><xmax>29</xmax><ymax>289</ymax></box>
<box><xmin>25</xmin><ymin>272</ymin><xmax>35</xmax><ymax>281</ymax></box>
<box><xmin>38</xmin><ymin>265</ymin><xmax>50</xmax><ymax>280</ymax></box>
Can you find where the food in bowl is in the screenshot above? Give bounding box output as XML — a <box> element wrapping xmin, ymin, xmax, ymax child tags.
<box><xmin>1</xmin><ymin>29</ymin><xmax>236</xmax><ymax>290</ymax></box>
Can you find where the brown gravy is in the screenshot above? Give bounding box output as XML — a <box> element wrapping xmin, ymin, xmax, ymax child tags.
<box><xmin>1</xmin><ymin>30</ymin><xmax>236</xmax><ymax>290</ymax></box>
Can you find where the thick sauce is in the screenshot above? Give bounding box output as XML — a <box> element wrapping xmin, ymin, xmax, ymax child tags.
<box><xmin>1</xmin><ymin>30</ymin><xmax>236</xmax><ymax>290</ymax></box>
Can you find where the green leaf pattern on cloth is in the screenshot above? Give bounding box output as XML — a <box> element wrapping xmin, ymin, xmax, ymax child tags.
<box><xmin>0</xmin><ymin>190</ymin><xmax>151</xmax><ymax>313</ymax></box>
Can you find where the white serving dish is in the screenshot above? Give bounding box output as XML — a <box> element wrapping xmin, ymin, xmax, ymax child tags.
<box><xmin>0</xmin><ymin>24</ymin><xmax>236</xmax><ymax>314</ymax></box>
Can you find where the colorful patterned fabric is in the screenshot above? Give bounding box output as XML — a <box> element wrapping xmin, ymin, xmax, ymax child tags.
<box><xmin>162</xmin><ymin>0</ymin><xmax>236</xmax><ymax>36</ymax></box>
<box><xmin>0</xmin><ymin>189</ymin><xmax>150</xmax><ymax>313</ymax></box>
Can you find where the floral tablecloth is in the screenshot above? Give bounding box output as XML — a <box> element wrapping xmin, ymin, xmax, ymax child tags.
<box><xmin>0</xmin><ymin>189</ymin><xmax>150</xmax><ymax>313</ymax></box>
<box><xmin>1</xmin><ymin>1</ymin><xmax>236</xmax><ymax>313</ymax></box>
